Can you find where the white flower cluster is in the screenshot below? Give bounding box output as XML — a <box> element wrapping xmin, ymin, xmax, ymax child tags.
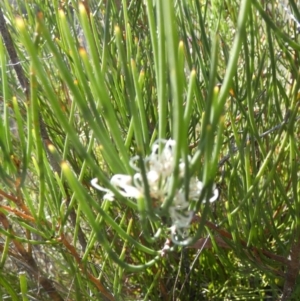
<box><xmin>91</xmin><ymin>139</ymin><xmax>219</xmax><ymax>235</ymax></box>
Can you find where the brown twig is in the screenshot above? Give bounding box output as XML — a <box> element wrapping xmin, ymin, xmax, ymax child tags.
<box><xmin>0</xmin><ymin>4</ymin><xmax>87</xmax><ymax>251</ymax></box>
<box><xmin>0</xmin><ymin>7</ymin><xmax>60</xmax><ymax>175</ymax></box>
<box><xmin>0</xmin><ymin>188</ymin><xmax>31</xmax><ymax>215</ymax></box>
<box><xmin>281</xmin><ymin>232</ymin><xmax>300</xmax><ymax>300</ymax></box>
<box><xmin>0</xmin><ymin>188</ymin><xmax>20</xmax><ymax>203</ymax></box>
<box><xmin>59</xmin><ymin>233</ymin><xmax>115</xmax><ymax>301</ymax></box>
<box><xmin>206</xmin><ymin>218</ymin><xmax>288</xmax><ymax>266</ymax></box>
<box><xmin>191</xmin><ymin>216</ymin><xmax>288</xmax><ymax>267</ymax></box>
<box><xmin>0</xmin><ymin>193</ymin><xmax>112</xmax><ymax>299</ymax></box>
<box><xmin>0</xmin><ymin>9</ymin><xmax>28</xmax><ymax>94</ymax></box>
<box><xmin>0</xmin><ymin>204</ymin><xmax>35</xmax><ymax>222</ymax></box>
<box><xmin>0</xmin><ymin>211</ymin><xmax>64</xmax><ymax>301</ymax></box>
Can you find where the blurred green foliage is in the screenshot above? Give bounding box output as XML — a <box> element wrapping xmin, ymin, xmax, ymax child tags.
<box><xmin>0</xmin><ymin>0</ymin><xmax>299</xmax><ymax>300</ymax></box>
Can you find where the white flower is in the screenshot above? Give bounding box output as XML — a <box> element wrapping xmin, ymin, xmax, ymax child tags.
<box><xmin>91</xmin><ymin>139</ymin><xmax>219</xmax><ymax>240</ymax></box>
<box><xmin>169</xmin><ymin>191</ymin><xmax>194</xmax><ymax>230</ymax></box>
<box><xmin>91</xmin><ymin>175</ymin><xmax>142</xmax><ymax>201</ymax></box>
<box><xmin>189</xmin><ymin>179</ymin><xmax>219</xmax><ymax>203</ymax></box>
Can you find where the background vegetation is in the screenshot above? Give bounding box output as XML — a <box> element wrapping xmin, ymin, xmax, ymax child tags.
<box><xmin>0</xmin><ymin>0</ymin><xmax>299</xmax><ymax>300</ymax></box>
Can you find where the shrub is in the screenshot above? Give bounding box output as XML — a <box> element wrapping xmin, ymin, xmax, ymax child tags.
<box><xmin>0</xmin><ymin>0</ymin><xmax>299</xmax><ymax>300</ymax></box>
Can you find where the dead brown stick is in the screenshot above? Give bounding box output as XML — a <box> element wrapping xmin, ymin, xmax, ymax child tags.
<box><xmin>0</xmin><ymin>211</ymin><xmax>64</xmax><ymax>301</ymax></box>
